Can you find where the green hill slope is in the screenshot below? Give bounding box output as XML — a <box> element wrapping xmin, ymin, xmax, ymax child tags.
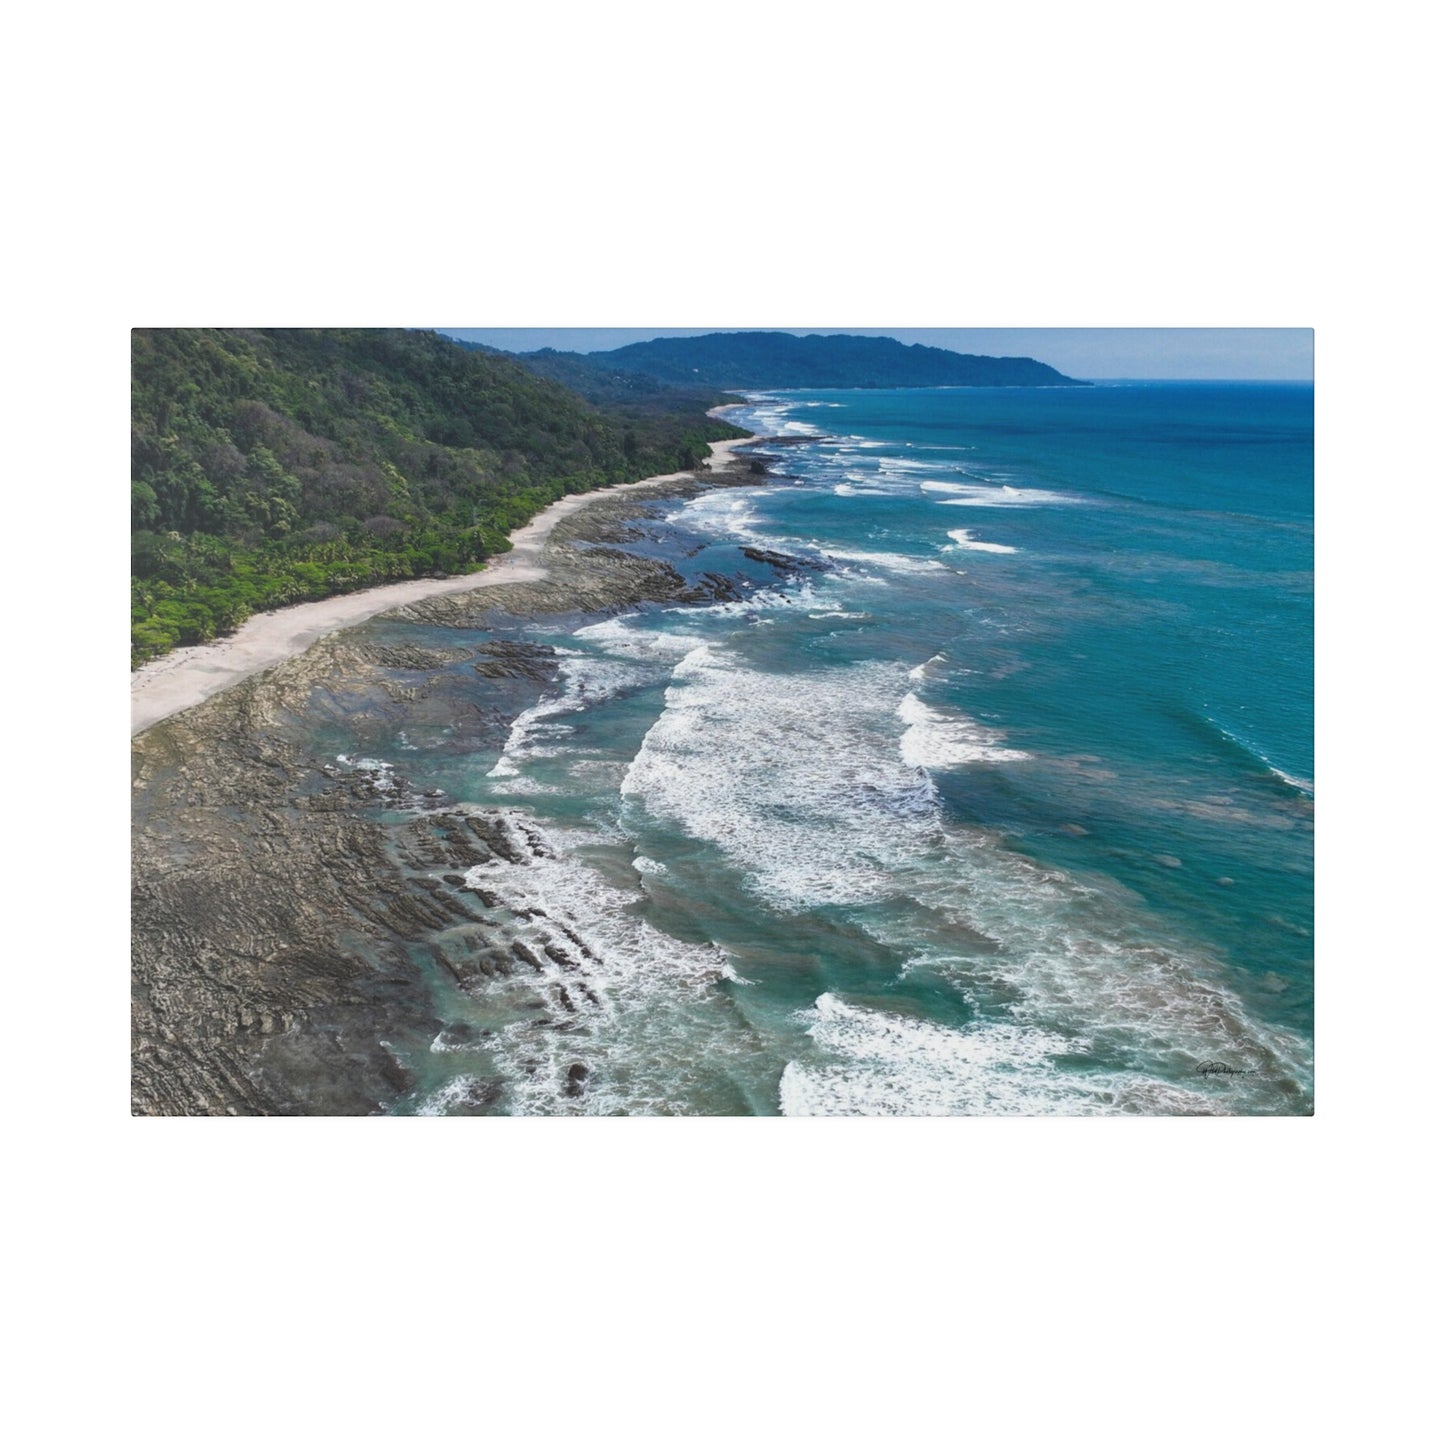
<box><xmin>131</xmin><ymin>328</ymin><xmax>741</xmax><ymax>665</ymax></box>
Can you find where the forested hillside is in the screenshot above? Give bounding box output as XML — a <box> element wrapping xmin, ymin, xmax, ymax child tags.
<box><xmin>131</xmin><ymin>329</ymin><xmax>741</xmax><ymax>664</ymax></box>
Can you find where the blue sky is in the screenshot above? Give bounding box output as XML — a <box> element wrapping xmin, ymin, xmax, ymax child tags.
<box><xmin>437</xmin><ymin>328</ymin><xmax>1312</xmax><ymax>381</ymax></box>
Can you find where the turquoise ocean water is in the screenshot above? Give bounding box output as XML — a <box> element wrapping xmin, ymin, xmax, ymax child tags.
<box><xmin>343</xmin><ymin>383</ymin><xmax>1314</xmax><ymax>1115</ymax></box>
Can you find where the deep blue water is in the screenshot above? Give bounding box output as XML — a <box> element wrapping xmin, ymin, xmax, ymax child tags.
<box><xmin>347</xmin><ymin>383</ymin><xmax>1314</xmax><ymax>1115</ymax></box>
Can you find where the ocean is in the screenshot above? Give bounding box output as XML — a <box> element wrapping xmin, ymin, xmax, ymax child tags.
<box><xmin>338</xmin><ymin>383</ymin><xmax>1314</xmax><ymax>1115</ymax></box>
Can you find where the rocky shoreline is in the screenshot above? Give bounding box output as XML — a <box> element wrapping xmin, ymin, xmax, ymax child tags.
<box><xmin>131</xmin><ymin>448</ymin><xmax>778</xmax><ymax>1115</ymax></box>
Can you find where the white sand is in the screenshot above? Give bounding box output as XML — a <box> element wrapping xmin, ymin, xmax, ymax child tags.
<box><xmin>131</xmin><ymin>434</ymin><xmax>758</xmax><ymax>736</ymax></box>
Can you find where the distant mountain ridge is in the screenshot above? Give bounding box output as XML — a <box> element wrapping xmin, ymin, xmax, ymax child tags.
<box><xmin>458</xmin><ymin>331</ymin><xmax>1087</xmax><ymax>390</ymax></box>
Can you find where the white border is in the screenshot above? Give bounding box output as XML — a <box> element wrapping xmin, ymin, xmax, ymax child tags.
<box><xmin>10</xmin><ymin>4</ymin><xmax>1433</xmax><ymax>1438</ymax></box>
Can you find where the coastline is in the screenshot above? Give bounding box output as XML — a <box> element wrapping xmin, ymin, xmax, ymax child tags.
<box><xmin>131</xmin><ymin>412</ymin><xmax>777</xmax><ymax>1115</ymax></box>
<box><xmin>132</xmin><ymin>383</ymin><xmax>1313</xmax><ymax>1117</ymax></box>
<box><xmin>130</xmin><ymin>430</ymin><xmax>759</xmax><ymax>737</ymax></box>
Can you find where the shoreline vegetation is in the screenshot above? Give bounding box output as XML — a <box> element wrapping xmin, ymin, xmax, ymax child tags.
<box><xmin>131</xmin><ymin>430</ymin><xmax>758</xmax><ymax>736</ymax></box>
<box><xmin>131</xmin><ymin>426</ymin><xmax>776</xmax><ymax>1114</ymax></box>
<box><xmin>130</xmin><ymin>328</ymin><xmax>746</xmax><ymax>669</ymax></box>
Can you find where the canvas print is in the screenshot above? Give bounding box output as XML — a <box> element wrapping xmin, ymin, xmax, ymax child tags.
<box><xmin>130</xmin><ymin>328</ymin><xmax>1314</xmax><ymax>1115</ymax></box>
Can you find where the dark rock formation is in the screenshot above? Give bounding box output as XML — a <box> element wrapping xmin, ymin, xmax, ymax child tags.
<box><xmin>472</xmin><ymin>640</ymin><xmax>558</xmax><ymax>680</ymax></box>
<box><xmin>741</xmin><ymin>546</ymin><xmax>829</xmax><ymax>575</ymax></box>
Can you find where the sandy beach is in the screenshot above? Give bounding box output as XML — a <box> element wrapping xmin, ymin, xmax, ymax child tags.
<box><xmin>130</xmin><ymin>433</ymin><xmax>758</xmax><ymax>736</ymax></box>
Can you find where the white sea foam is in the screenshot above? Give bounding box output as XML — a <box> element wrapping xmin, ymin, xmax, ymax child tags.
<box><xmin>821</xmin><ymin>546</ymin><xmax>947</xmax><ymax>575</ymax></box>
<box><xmin>615</xmin><ymin>645</ymin><xmax>1311</xmax><ymax>1112</ymax></box>
<box><xmin>897</xmin><ymin>692</ymin><xmax>1030</xmax><ymax>767</ymax></box>
<box><xmin>877</xmin><ymin>456</ymin><xmax>956</xmax><ymax>474</ymax></box>
<box><xmin>669</xmin><ymin>578</ymin><xmax>823</xmax><ymax>621</ymax></box>
<box><xmin>449</xmin><ymin>811</ymin><xmax>755</xmax><ymax>1115</ymax></box>
<box><xmin>572</xmin><ymin>616</ymin><xmax>706</xmax><ymax>662</ymax></box>
<box><xmin>667</xmin><ymin>489</ymin><xmax>769</xmax><ymax>544</ymax></box>
<box><xmin>502</xmin><ymin>600</ymin><xmax>762</xmax><ymax>786</ymax></box>
<box><xmin>462</xmin><ymin>828</ymin><xmax>731</xmax><ymax>1002</ymax></box>
<box><xmin>335</xmin><ymin>754</ymin><xmax>397</xmax><ymax>792</ymax></box>
<box><xmin>778</xmin><ymin>994</ymin><xmax>1233</xmax><ymax>1117</ymax></box>
<box><xmin>841</xmin><ymin>856</ymin><xmax>1316</xmax><ymax>1115</ymax></box>
<box><xmin>1209</xmin><ymin>716</ymin><xmax>1315</xmax><ymax>797</ymax></box>
<box><xmin>1269</xmin><ymin>766</ymin><xmax>1315</xmax><ymax>796</ymax></box>
<box><xmin>487</xmin><ymin>699</ymin><xmax>578</xmax><ymax>780</ymax></box>
<box><xmin>415</xmin><ymin>1076</ymin><xmax>490</xmax><ymax>1116</ymax></box>
<box><xmin>487</xmin><ymin>613</ymin><xmax>729</xmax><ymax>786</ymax></box>
<box><xmin>621</xmin><ymin>650</ymin><xmax>945</xmax><ymax>911</ymax></box>
<box><xmin>740</xmin><ymin>398</ymin><xmax>826</xmax><ymax>437</ymax></box>
<box><xmin>486</xmin><ymin>653</ymin><xmax>652</xmax><ymax>781</ymax></box>
<box><xmin>833</xmin><ymin>483</ymin><xmax>892</xmax><ymax>497</ymax></box>
<box><xmin>931</xmin><ymin>483</ymin><xmax>1082</xmax><ymax>507</ymax></box>
<box><xmin>780</xmin><ymin>994</ymin><xmax>1089</xmax><ymax>1116</ymax></box>
<box><xmin>945</xmin><ymin>528</ymin><xmax>1017</xmax><ymax>554</ymax></box>
<box><xmin>908</xmin><ymin>653</ymin><xmax>946</xmax><ymax>682</ymax></box>
<box><xmin>825</xmin><ymin>434</ymin><xmax>889</xmax><ymax>449</ymax></box>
